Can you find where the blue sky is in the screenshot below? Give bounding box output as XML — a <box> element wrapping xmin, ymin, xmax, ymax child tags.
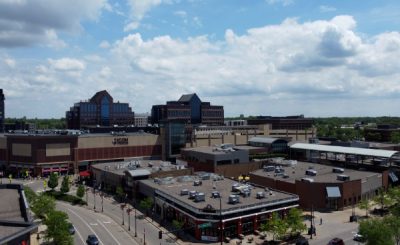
<box><xmin>1</xmin><ymin>0</ymin><xmax>400</xmax><ymax>118</ymax></box>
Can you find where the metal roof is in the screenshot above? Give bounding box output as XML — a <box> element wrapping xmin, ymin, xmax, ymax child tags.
<box><xmin>248</xmin><ymin>137</ymin><xmax>287</xmax><ymax>144</ymax></box>
<box><xmin>290</xmin><ymin>143</ymin><xmax>399</xmax><ymax>158</ymax></box>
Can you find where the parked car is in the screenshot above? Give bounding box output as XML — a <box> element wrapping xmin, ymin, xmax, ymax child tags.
<box><xmin>86</xmin><ymin>235</ymin><xmax>99</xmax><ymax>245</ymax></box>
<box><xmin>353</xmin><ymin>233</ymin><xmax>365</xmax><ymax>242</ymax></box>
<box><xmin>327</xmin><ymin>238</ymin><xmax>345</xmax><ymax>245</ymax></box>
<box><xmin>68</xmin><ymin>223</ymin><xmax>75</xmax><ymax>235</ymax></box>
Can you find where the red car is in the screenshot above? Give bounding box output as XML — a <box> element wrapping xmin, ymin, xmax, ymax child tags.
<box><xmin>327</xmin><ymin>238</ymin><xmax>344</xmax><ymax>245</ymax></box>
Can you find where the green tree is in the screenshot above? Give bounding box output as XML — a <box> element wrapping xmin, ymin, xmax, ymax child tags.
<box><xmin>31</xmin><ymin>194</ymin><xmax>56</xmax><ymax>218</ymax></box>
<box><xmin>386</xmin><ymin>215</ymin><xmax>400</xmax><ymax>245</ymax></box>
<box><xmin>286</xmin><ymin>208</ymin><xmax>306</xmax><ymax>236</ymax></box>
<box><xmin>48</xmin><ymin>172</ymin><xmax>59</xmax><ymax>191</ymax></box>
<box><xmin>358</xmin><ymin>198</ymin><xmax>371</xmax><ymax>217</ymax></box>
<box><xmin>115</xmin><ymin>185</ymin><xmax>125</xmax><ymax>202</ymax></box>
<box><xmin>259</xmin><ymin>222</ymin><xmax>269</xmax><ymax>238</ymax></box>
<box><xmin>76</xmin><ymin>184</ymin><xmax>85</xmax><ymax>199</ymax></box>
<box><xmin>268</xmin><ymin>212</ymin><xmax>288</xmax><ymax>241</ymax></box>
<box><xmin>172</xmin><ymin>219</ymin><xmax>184</xmax><ymax>238</ymax></box>
<box><xmin>373</xmin><ymin>188</ymin><xmax>392</xmax><ymax>214</ymax></box>
<box><xmin>359</xmin><ymin>218</ymin><xmax>393</xmax><ymax>245</ymax></box>
<box><xmin>60</xmin><ymin>176</ymin><xmax>70</xmax><ymax>194</ymax></box>
<box><xmin>44</xmin><ymin>210</ymin><xmax>73</xmax><ymax>245</ymax></box>
<box><xmin>391</xmin><ymin>132</ymin><xmax>400</xmax><ymax>144</ymax></box>
<box><xmin>139</xmin><ymin>197</ymin><xmax>154</xmax><ymax>216</ymax></box>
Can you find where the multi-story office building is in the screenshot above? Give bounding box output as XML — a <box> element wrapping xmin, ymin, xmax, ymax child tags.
<box><xmin>134</xmin><ymin>113</ymin><xmax>150</xmax><ymax>127</ymax></box>
<box><xmin>0</xmin><ymin>89</ymin><xmax>4</xmax><ymax>132</ymax></box>
<box><xmin>247</xmin><ymin>115</ymin><xmax>314</xmax><ymax>130</ymax></box>
<box><xmin>66</xmin><ymin>90</ymin><xmax>135</xmax><ymax>129</ymax></box>
<box><xmin>151</xmin><ymin>93</ymin><xmax>224</xmax><ymax>126</ymax></box>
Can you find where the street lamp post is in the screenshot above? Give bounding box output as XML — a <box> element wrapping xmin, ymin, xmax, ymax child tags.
<box><xmin>219</xmin><ymin>196</ymin><xmax>223</xmax><ymax>245</ymax></box>
<box><xmin>121</xmin><ymin>204</ymin><xmax>126</xmax><ymax>225</ymax></box>
<box><xmin>86</xmin><ymin>188</ymin><xmax>89</xmax><ymax>204</ymax></box>
<box><xmin>101</xmin><ymin>193</ymin><xmax>104</xmax><ymax>213</ymax></box>
<box><xmin>127</xmin><ymin>208</ymin><xmax>132</xmax><ymax>231</ymax></box>
<box><xmin>93</xmin><ymin>187</ymin><xmax>96</xmax><ymax>211</ymax></box>
<box><xmin>134</xmin><ymin>203</ymin><xmax>137</xmax><ymax>237</ymax></box>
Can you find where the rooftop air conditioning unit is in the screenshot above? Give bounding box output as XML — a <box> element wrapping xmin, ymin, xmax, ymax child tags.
<box><xmin>194</xmin><ymin>180</ymin><xmax>202</xmax><ymax>186</ymax></box>
<box><xmin>332</xmin><ymin>167</ymin><xmax>344</xmax><ymax>173</ymax></box>
<box><xmin>194</xmin><ymin>192</ymin><xmax>205</xmax><ymax>202</ymax></box>
<box><xmin>305</xmin><ymin>169</ymin><xmax>317</xmax><ymax>176</ymax></box>
<box><xmin>211</xmin><ymin>191</ymin><xmax>220</xmax><ymax>198</ymax></box>
<box><xmin>231</xmin><ymin>183</ymin><xmax>240</xmax><ymax>192</ymax></box>
<box><xmin>337</xmin><ymin>175</ymin><xmax>350</xmax><ymax>181</ymax></box>
<box><xmin>189</xmin><ymin>191</ymin><xmax>197</xmax><ymax>199</ymax></box>
<box><xmin>228</xmin><ymin>195</ymin><xmax>240</xmax><ymax>204</ymax></box>
<box><xmin>242</xmin><ymin>190</ymin><xmax>251</xmax><ymax>197</ymax></box>
<box><xmin>282</xmin><ymin>174</ymin><xmax>289</xmax><ymax>179</ymax></box>
<box><xmin>301</xmin><ymin>178</ymin><xmax>314</xmax><ymax>183</ymax></box>
<box><xmin>263</xmin><ymin>166</ymin><xmax>275</xmax><ymax>172</ymax></box>
<box><xmin>256</xmin><ymin>192</ymin><xmax>265</xmax><ymax>199</ymax></box>
<box><xmin>180</xmin><ymin>189</ymin><xmax>189</xmax><ymax>196</ymax></box>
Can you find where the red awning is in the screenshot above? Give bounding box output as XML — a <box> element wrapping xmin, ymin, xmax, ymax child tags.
<box><xmin>79</xmin><ymin>171</ymin><xmax>91</xmax><ymax>177</ymax></box>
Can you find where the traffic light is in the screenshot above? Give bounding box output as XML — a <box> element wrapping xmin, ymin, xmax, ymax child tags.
<box><xmin>158</xmin><ymin>230</ymin><xmax>162</xmax><ymax>239</ymax></box>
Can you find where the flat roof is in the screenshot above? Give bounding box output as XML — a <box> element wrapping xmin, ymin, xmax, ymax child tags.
<box><xmin>181</xmin><ymin>146</ymin><xmax>241</xmax><ymax>155</ymax></box>
<box><xmin>140</xmin><ymin>177</ymin><xmax>298</xmax><ymax>215</ymax></box>
<box><xmin>91</xmin><ymin>159</ymin><xmax>185</xmax><ymax>176</ymax></box>
<box><xmin>0</xmin><ymin>189</ymin><xmax>24</xmax><ymax>221</ymax></box>
<box><xmin>251</xmin><ymin>161</ymin><xmax>380</xmax><ymax>184</ymax></box>
<box><xmin>290</xmin><ymin>143</ymin><xmax>399</xmax><ymax>158</ymax></box>
<box><xmin>249</xmin><ymin>137</ymin><xmax>287</xmax><ymax>144</ymax></box>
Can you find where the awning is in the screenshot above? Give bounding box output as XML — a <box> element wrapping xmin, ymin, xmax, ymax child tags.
<box><xmin>79</xmin><ymin>170</ymin><xmax>91</xmax><ymax>177</ymax></box>
<box><xmin>389</xmin><ymin>171</ymin><xmax>399</xmax><ymax>182</ymax></box>
<box><xmin>326</xmin><ymin>187</ymin><xmax>341</xmax><ymax>198</ymax></box>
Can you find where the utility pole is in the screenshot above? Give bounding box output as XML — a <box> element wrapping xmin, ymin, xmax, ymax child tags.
<box><xmin>121</xmin><ymin>204</ymin><xmax>126</xmax><ymax>225</ymax></box>
<box><xmin>134</xmin><ymin>203</ymin><xmax>137</xmax><ymax>237</ymax></box>
<box><xmin>219</xmin><ymin>196</ymin><xmax>223</xmax><ymax>245</ymax></box>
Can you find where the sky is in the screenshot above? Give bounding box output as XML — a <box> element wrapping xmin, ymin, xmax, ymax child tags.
<box><xmin>1</xmin><ymin>0</ymin><xmax>400</xmax><ymax>118</ymax></box>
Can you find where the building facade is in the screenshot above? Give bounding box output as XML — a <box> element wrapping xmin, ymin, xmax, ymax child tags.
<box><xmin>0</xmin><ymin>132</ymin><xmax>162</xmax><ymax>177</ymax></box>
<box><xmin>151</xmin><ymin>93</ymin><xmax>224</xmax><ymax>126</ymax></box>
<box><xmin>134</xmin><ymin>113</ymin><xmax>150</xmax><ymax>127</ymax></box>
<box><xmin>0</xmin><ymin>89</ymin><xmax>4</xmax><ymax>132</ymax></box>
<box><xmin>66</xmin><ymin>90</ymin><xmax>135</xmax><ymax>129</ymax></box>
<box><xmin>247</xmin><ymin>115</ymin><xmax>314</xmax><ymax>130</ymax></box>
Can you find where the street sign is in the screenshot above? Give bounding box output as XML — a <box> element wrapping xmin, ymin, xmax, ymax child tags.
<box><xmin>198</xmin><ymin>222</ymin><xmax>212</xmax><ymax>229</ymax></box>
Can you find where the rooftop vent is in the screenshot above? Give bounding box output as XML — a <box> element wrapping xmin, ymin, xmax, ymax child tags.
<box><xmin>332</xmin><ymin>167</ymin><xmax>344</xmax><ymax>174</ymax></box>
<box><xmin>337</xmin><ymin>175</ymin><xmax>350</xmax><ymax>181</ymax></box>
<box><xmin>301</xmin><ymin>178</ymin><xmax>314</xmax><ymax>183</ymax></box>
<box><xmin>194</xmin><ymin>192</ymin><xmax>205</xmax><ymax>202</ymax></box>
<box><xmin>242</xmin><ymin>190</ymin><xmax>251</xmax><ymax>198</ymax></box>
<box><xmin>282</xmin><ymin>174</ymin><xmax>289</xmax><ymax>179</ymax></box>
<box><xmin>275</xmin><ymin>167</ymin><xmax>284</xmax><ymax>173</ymax></box>
<box><xmin>228</xmin><ymin>195</ymin><xmax>240</xmax><ymax>204</ymax></box>
<box><xmin>180</xmin><ymin>189</ymin><xmax>189</xmax><ymax>196</ymax></box>
<box><xmin>231</xmin><ymin>183</ymin><xmax>240</xmax><ymax>192</ymax></box>
<box><xmin>256</xmin><ymin>192</ymin><xmax>265</xmax><ymax>199</ymax></box>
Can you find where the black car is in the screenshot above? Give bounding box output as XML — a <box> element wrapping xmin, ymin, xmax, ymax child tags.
<box><xmin>68</xmin><ymin>223</ymin><xmax>75</xmax><ymax>235</ymax></box>
<box><xmin>86</xmin><ymin>235</ymin><xmax>99</xmax><ymax>245</ymax></box>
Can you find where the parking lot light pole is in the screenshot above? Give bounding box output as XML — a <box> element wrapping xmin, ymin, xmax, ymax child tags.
<box><xmin>220</xmin><ymin>196</ymin><xmax>223</xmax><ymax>245</ymax></box>
<box><xmin>101</xmin><ymin>193</ymin><xmax>104</xmax><ymax>212</ymax></box>
<box><xmin>121</xmin><ymin>204</ymin><xmax>126</xmax><ymax>225</ymax></box>
<box><xmin>127</xmin><ymin>208</ymin><xmax>132</xmax><ymax>231</ymax></box>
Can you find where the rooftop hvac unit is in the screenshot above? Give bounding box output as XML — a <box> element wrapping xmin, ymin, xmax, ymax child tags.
<box><xmin>275</xmin><ymin>167</ymin><xmax>285</xmax><ymax>174</ymax></box>
<box><xmin>332</xmin><ymin>167</ymin><xmax>344</xmax><ymax>173</ymax></box>
<box><xmin>305</xmin><ymin>169</ymin><xmax>317</xmax><ymax>176</ymax></box>
<box><xmin>232</xmin><ymin>183</ymin><xmax>240</xmax><ymax>192</ymax></box>
<box><xmin>242</xmin><ymin>190</ymin><xmax>251</xmax><ymax>197</ymax></box>
<box><xmin>180</xmin><ymin>189</ymin><xmax>189</xmax><ymax>196</ymax></box>
<box><xmin>228</xmin><ymin>195</ymin><xmax>240</xmax><ymax>204</ymax></box>
<box><xmin>189</xmin><ymin>191</ymin><xmax>197</xmax><ymax>199</ymax></box>
<box><xmin>194</xmin><ymin>180</ymin><xmax>202</xmax><ymax>186</ymax></box>
<box><xmin>256</xmin><ymin>192</ymin><xmax>265</xmax><ymax>199</ymax></box>
<box><xmin>337</xmin><ymin>175</ymin><xmax>350</xmax><ymax>181</ymax></box>
<box><xmin>282</xmin><ymin>174</ymin><xmax>289</xmax><ymax>179</ymax></box>
<box><xmin>301</xmin><ymin>178</ymin><xmax>314</xmax><ymax>183</ymax></box>
<box><xmin>263</xmin><ymin>166</ymin><xmax>275</xmax><ymax>172</ymax></box>
<box><xmin>211</xmin><ymin>191</ymin><xmax>220</xmax><ymax>198</ymax></box>
<box><xmin>194</xmin><ymin>192</ymin><xmax>205</xmax><ymax>202</ymax></box>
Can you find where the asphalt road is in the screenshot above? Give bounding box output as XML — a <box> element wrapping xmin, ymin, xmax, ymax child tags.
<box><xmin>57</xmin><ymin>201</ymin><xmax>139</xmax><ymax>245</ymax></box>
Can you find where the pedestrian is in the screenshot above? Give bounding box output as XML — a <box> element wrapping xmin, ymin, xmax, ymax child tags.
<box><xmin>320</xmin><ymin>217</ymin><xmax>323</xmax><ymax>225</ymax></box>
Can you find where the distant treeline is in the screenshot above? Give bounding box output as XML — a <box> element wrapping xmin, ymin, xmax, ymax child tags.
<box><xmin>5</xmin><ymin>117</ymin><xmax>66</xmax><ymax>129</ymax></box>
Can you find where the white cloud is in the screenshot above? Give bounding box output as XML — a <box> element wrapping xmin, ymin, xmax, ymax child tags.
<box><xmin>4</xmin><ymin>58</ymin><xmax>16</xmax><ymax>68</ymax></box>
<box><xmin>266</xmin><ymin>0</ymin><xmax>294</xmax><ymax>6</ymax></box>
<box><xmin>48</xmin><ymin>58</ymin><xmax>86</xmax><ymax>71</ymax></box>
<box><xmin>124</xmin><ymin>0</ymin><xmax>175</xmax><ymax>32</ymax></box>
<box><xmin>99</xmin><ymin>40</ymin><xmax>111</xmax><ymax>49</ymax></box>
<box><xmin>0</xmin><ymin>0</ymin><xmax>110</xmax><ymax>48</ymax></box>
<box><xmin>3</xmin><ymin>15</ymin><xmax>400</xmax><ymax>117</ymax></box>
<box><xmin>319</xmin><ymin>5</ymin><xmax>337</xmax><ymax>13</ymax></box>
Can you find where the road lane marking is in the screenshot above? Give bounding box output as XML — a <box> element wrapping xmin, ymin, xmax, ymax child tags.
<box><xmin>64</xmin><ymin>206</ymin><xmax>106</xmax><ymax>245</ymax></box>
<box><xmin>103</xmin><ymin>221</ymin><xmax>111</xmax><ymax>224</ymax></box>
<box><xmin>90</xmin><ymin>223</ymin><xmax>98</xmax><ymax>226</ymax></box>
<box><xmin>74</xmin><ymin>226</ymin><xmax>86</xmax><ymax>245</ymax></box>
<box><xmin>97</xmin><ymin>219</ymin><xmax>121</xmax><ymax>245</ymax></box>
